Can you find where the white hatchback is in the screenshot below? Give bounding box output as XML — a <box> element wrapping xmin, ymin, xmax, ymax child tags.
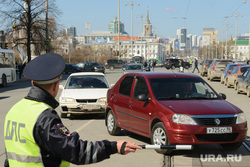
<box><xmin>59</xmin><ymin>72</ymin><xmax>110</xmax><ymax>118</ymax></box>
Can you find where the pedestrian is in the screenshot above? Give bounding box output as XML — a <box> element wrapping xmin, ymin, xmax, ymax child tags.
<box><xmin>151</xmin><ymin>60</ymin><xmax>156</xmax><ymax>72</ymax></box>
<box><xmin>192</xmin><ymin>58</ymin><xmax>200</xmax><ymax>73</ymax></box>
<box><xmin>4</xmin><ymin>53</ymin><xmax>142</xmax><ymax>167</ymax></box>
<box><xmin>179</xmin><ymin>59</ymin><xmax>184</xmax><ymax>72</ymax></box>
<box><xmin>18</xmin><ymin>63</ymin><xmax>23</xmax><ymax>79</ymax></box>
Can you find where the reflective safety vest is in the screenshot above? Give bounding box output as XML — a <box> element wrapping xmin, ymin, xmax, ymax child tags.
<box><xmin>4</xmin><ymin>98</ymin><xmax>70</xmax><ymax>167</ymax></box>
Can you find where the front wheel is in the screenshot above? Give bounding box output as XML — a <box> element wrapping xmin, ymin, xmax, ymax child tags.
<box><xmin>109</xmin><ymin>66</ymin><xmax>114</xmax><ymax>71</ymax></box>
<box><xmin>106</xmin><ymin>110</ymin><xmax>121</xmax><ymax>135</ymax></box>
<box><xmin>171</xmin><ymin>65</ymin><xmax>175</xmax><ymax>70</ymax></box>
<box><xmin>151</xmin><ymin>122</ymin><xmax>171</xmax><ymax>154</ymax></box>
<box><xmin>247</xmin><ymin>87</ymin><xmax>250</xmax><ymax>97</ymax></box>
<box><xmin>1</xmin><ymin>74</ymin><xmax>7</xmax><ymax>87</ymax></box>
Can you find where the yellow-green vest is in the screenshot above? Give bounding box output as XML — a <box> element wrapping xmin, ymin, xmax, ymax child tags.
<box><xmin>4</xmin><ymin>98</ymin><xmax>70</xmax><ymax>167</ymax></box>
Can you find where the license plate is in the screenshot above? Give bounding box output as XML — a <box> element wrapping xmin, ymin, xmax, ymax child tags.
<box><xmin>82</xmin><ymin>105</ymin><xmax>100</xmax><ymax>110</ymax></box>
<box><xmin>206</xmin><ymin>127</ymin><xmax>232</xmax><ymax>134</ymax></box>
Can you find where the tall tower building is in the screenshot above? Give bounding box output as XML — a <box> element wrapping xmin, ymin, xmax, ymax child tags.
<box><xmin>108</xmin><ymin>17</ymin><xmax>125</xmax><ymax>34</ymax></box>
<box><xmin>177</xmin><ymin>28</ymin><xmax>187</xmax><ymax>50</ymax></box>
<box><xmin>202</xmin><ymin>28</ymin><xmax>218</xmax><ymax>46</ymax></box>
<box><xmin>65</xmin><ymin>26</ymin><xmax>76</xmax><ymax>37</ymax></box>
<box><xmin>144</xmin><ymin>8</ymin><xmax>153</xmax><ymax>37</ymax></box>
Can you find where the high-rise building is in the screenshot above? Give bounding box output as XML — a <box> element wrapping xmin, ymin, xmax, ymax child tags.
<box><xmin>144</xmin><ymin>8</ymin><xmax>153</xmax><ymax>37</ymax></box>
<box><xmin>108</xmin><ymin>17</ymin><xmax>125</xmax><ymax>34</ymax></box>
<box><xmin>202</xmin><ymin>28</ymin><xmax>218</xmax><ymax>46</ymax></box>
<box><xmin>65</xmin><ymin>26</ymin><xmax>77</xmax><ymax>37</ymax></box>
<box><xmin>177</xmin><ymin>28</ymin><xmax>187</xmax><ymax>50</ymax></box>
<box><xmin>197</xmin><ymin>36</ymin><xmax>202</xmax><ymax>47</ymax></box>
<box><xmin>192</xmin><ymin>35</ymin><xmax>197</xmax><ymax>47</ymax></box>
<box><xmin>186</xmin><ymin>34</ymin><xmax>192</xmax><ymax>49</ymax></box>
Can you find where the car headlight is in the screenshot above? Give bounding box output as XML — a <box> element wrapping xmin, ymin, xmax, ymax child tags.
<box><xmin>236</xmin><ymin>113</ymin><xmax>247</xmax><ymax>124</ymax></box>
<box><xmin>61</xmin><ymin>97</ymin><xmax>76</xmax><ymax>103</ymax></box>
<box><xmin>97</xmin><ymin>97</ymin><xmax>106</xmax><ymax>103</ymax></box>
<box><xmin>94</xmin><ymin>67</ymin><xmax>98</xmax><ymax>69</ymax></box>
<box><xmin>172</xmin><ymin>114</ymin><xmax>197</xmax><ymax>125</ymax></box>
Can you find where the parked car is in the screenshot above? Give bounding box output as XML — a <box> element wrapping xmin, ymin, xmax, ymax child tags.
<box><xmin>236</xmin><ymin>69</ymin><xmax>250</xmax><ymax>97</ymax></box>
<box><xmin>63</xmin><ymin>63</ymin><xmax>84</xmax><ymax>74</ymax></box>
<box><xmin>104</xmin><ymin>59</ymin><xmax>125</xmax><ymax>71</ymax></box>
<box><xmin>226</xmin><ymin>65</ymin><xmax>250</xmax><ymax>89</ymax></box>
<box><xmin>200</xmin><ymin>59</ymin><xmax>213</xmax><ymax>77</ymax></box>
<box><xmin>105</xmin><ymin>72</ymin><xmax>247</xmax><ymax>154</ymax></box>
<box><xmin>76</xmin><ymin>62</ymin><xmax>86</xmax><ymax>69</ymax></box>
<box><xmin>83</xmin><ymin>62</ymin><xmax>105</xmax><ymax>73</ymax></box>
<box><xmin>122</xmin><ymin>61</ymin><xmax>135</xmax><ymax>71</ymax></box>
<box><xmin>220</xmin><ymin>63</ymin><xmax>245</xmax><ymax>84</ymax></box>
<box><xmin>207</xmin><ymin>59</ymin><xmax>233</xmax><ymax>81</ymax></box>
<box><xmin>124</xmin><ymin>63</ymin><xmax>144</xmax><ymax>74</ymax></box>
<box><xmin>155</xmin><ymin>60</ymin><xmax>164</xmax><ymax>67</ymax></box>
<box><xmin>164</xmin><ymin>58</ymin><xmax>190</xmax><ymax>70</ymax></box>
<box><xmin>59</xmin><ymin>72</ymin><xmax>110</xmax><ymax>118</ymax></box>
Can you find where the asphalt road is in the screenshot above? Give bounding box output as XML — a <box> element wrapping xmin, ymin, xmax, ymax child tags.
<box><xmin>0</xmin><ymin>66</ymin><xmax>249</xmax><ymax>167</ymax></box>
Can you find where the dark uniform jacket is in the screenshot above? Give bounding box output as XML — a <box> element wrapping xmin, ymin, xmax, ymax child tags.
<box><xmin>6</xmin><ymin>86</ymin><xmax>117</xmax><ymax>166</ymax></box>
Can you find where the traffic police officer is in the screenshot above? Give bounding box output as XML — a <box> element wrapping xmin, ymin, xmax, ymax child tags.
<box><xmin>4</xmin><ymin>53</ymin><xmax>141</xmax><ymax>167</ymax></box>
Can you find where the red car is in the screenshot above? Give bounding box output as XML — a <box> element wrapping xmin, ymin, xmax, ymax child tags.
<box><xmin>105</xmin><ymin>72</ymin><xmax>247</xmax><ymax>154</ymax></box>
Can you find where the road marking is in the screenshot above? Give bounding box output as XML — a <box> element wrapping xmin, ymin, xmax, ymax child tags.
<box><xmin>243</xmin><ymin>142</ymin><xmax>250</xmax><ymax>153</ymax></box>
<box><xmin>75</xmin><ymin>120</ymin><xmax>95</xmax><ymax>133</ymax></box>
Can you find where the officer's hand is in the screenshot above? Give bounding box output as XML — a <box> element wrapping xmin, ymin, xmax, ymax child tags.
<box><xmin>117</xmin><ymin>140</ymin><xmax>142</xmax><ymax>155</ymax></box>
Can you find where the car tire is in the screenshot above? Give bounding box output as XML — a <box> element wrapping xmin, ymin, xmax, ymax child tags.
<box><xmin>1</xmin><ymin>74</ymin><xmax>7</xmax><ymax>87</ymax></box>
<box><xmin>247</xmin><ymin>87</ymin><xmax>250</xmax><ymax>97</ymax></box>
<box><xmin>109</xmin><ymin>66</ymin><xmax>114</xmax><ymax>71</ymax></box>
<box><xmin>185</xmin><ymin>65</ymin><xmax>189</xmax><ymax>69</ymax></box>
<box><xmin>220</xmin><ymin>142</ymin><xmax>242</xmax><ymax>151</ymax></box>
<box><xmin>171</xmin><ymin>65</ymin><xmax>175</xmax><ymax>70</ymax></box>
<box><xmin>236</xmin><ymin>83</ymin><xmax>240</xmax><ymax>94</ymax></box>
<box><xmin>151</xmin><ymin>122</ymin><xmax>172</xmax><ymax>155</ymax></box>
<box><xmin>220</xmin><ymin>77</ymin><xmax>224</xmax><ymax>84</ymax></box>
<box><xmin>106</xmin><ymin>110</ymin><xmax>121</xmax><ymax>135</ymax></box>
<box><xmin>234</xmin><ymin>81</ymin><xmax>237</xmax><ymax>90</ymax></box>
<box><xmin>207</xmin><ymin>73</ymin><xmax>210</xmax><ymax>80</ymax></box>
<box><xmin>60</xmin><ymin>112</ymin><xmax>67</xmax><ymax>118</ymax></box>
<box><xmin>226</xmin><ymin>79</ymin><xmax>230</xmax><ymax>88</ymax></box>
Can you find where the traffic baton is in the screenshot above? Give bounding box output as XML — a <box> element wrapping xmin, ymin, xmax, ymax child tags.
<box><xmin>139</xmin><ymin>145</ymin><xmax>193</xmax><ymax>150</ymax></box>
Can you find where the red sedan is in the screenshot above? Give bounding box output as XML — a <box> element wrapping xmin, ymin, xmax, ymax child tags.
<box><xmin>105</xmin><ymin>72</ymin><xmax>247</xmax><ymax>154</ymax></box>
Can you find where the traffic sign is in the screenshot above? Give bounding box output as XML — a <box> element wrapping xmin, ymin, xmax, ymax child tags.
<box><xmin>44</xmin><ymin>40</ymin><xmax>50</xmax><ymax>47</ymax></box>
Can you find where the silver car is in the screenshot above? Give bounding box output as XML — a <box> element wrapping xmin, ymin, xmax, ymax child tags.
<box><xmin>124</xmin><ymin>63</ymin><xmax>144</xmax><ymax>74</ymax></box>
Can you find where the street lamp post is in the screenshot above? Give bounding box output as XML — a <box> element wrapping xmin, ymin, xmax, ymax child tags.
<box><xmin>233</xmin><ymin>13</ymin><xmax>243</xmax><ymax>61</ymax></box>
<box><xmin>136</xmin><ymin>14</ymin><xmax>144</xmax><ymax>57</ymax></box>
<box><xmin>45</xmin><ymin>0</ymin><xmax>49</xmax><ymax>53</ymax></box>
<box><xmin>125</xmin><ymin>1</ymin><xmax>140</xmax><ymax>58</ymax></box>
<box><xmin>118</xmin><ymin>0</ymin><xmax>120</xmax><ymax>60</ymax></box>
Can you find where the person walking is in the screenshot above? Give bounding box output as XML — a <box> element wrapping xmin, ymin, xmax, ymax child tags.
<box><xmin>4</xmin><ymin>53</ymin><xmax>141</xmax><ymax>167</ymax></box>
<box><xmin>192</xmin><ymin>58</ymin><xmax>200</xmax><ymax>73</ymax></box>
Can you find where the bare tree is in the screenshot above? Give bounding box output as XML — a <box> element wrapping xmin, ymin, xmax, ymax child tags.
<box><xmin>0</xmin><ymin>0</ymin><xmax>61</xmax><ymax>62</ymax></box>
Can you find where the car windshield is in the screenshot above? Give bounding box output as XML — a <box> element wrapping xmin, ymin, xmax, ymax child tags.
<box><xmin>65</xmin><ymin>75</ymin><xmax>109</xmax><ymax>89</ymax></box>
<box><xmin>150</xmin><ymin>77</ymin><xmax>218</xmax><ymax>100</ymax></box>
<box><xmin>240</xmin><ymin>67</ymin><xmax>250</xmax><ymax>73</ymax></box>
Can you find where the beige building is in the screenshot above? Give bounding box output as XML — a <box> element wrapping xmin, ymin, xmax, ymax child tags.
<box><xmin>202</xmin><ymin>28</ymin><xmax>218</xmax><ymax>46</ymax></box>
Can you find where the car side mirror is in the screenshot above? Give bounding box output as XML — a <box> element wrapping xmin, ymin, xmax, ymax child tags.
<box><xmin>219</xmin><ymin>93</ymin><xmax>226</xmax><ymax>100</ymax></box>
<box><xmin>227</xmin><ymin>71</ymin><xmax>231</xmax><ymax>74</ymax></box>
<box><xmin>59</xmin><ymin>85</ymin><xmax>64</xmax><ymax>90</ymax></box>
<box><xmin>110</xmin><ymin>84</ymin><xmax>115</xmax><ymax>88</ymax></box>
<box><xmin>137</xmin><ymin>94</ymin><xmax>150</xmax><ymax>101</ymax></box>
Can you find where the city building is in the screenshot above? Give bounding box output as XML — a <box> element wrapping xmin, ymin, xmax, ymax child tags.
<box><xmin>143</xmin><ymin>8</ymin><xmax>153</xmax><ymax>37</ymax></box>
<box><xmin>64</xmin><ymin>25</ymin><xmax>77</xmax><ymax>37</ymax></box>
<box><xmin>177</xmin><ymin>28</ymin><xmax>187</xmax><ymax>50</ymax></box>
<box><xmin>108</xmin><ymin>17</ymin><xmax>126</xmax><ymax>34</ymax></box>
<box><xmin>202</xmin><ymin>28</ymin><xmax>218</xmax><ymax>46</ymax></box>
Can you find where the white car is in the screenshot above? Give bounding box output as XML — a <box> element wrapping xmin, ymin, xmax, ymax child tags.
<box><xmin>59</xmin><ymin>72</ymin><xmax>110</xmax><ymax>118</ymax></box>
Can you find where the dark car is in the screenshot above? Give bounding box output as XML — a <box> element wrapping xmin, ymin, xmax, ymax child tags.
<box><xmin>105</xmin><ymin>72</ymin><xmax>247</xmax><ymax>154</ymax></box>
<box><xmin>164</xmin><ymin>58</ymin><xmax>190</xmax><ymax>70</ymax></box>
<box><xmin>236</xmin><ymin>69</ymin><xmax>250</xmax><ymax>97</ymax></box>
<box><xmin>63</xmin><ymin>64</ymin><xmax>83</xmax><ymax>74</ymax></box>
<box><xmin>200</xmin><ymin>59</ymin><xmax>213</xmax><ymax>77</ymax></box>
<box><xmin>104</xmin><ymin>59</ymin><xmax>125</xmax><ymax>71</ymax></box>
<box><xmin>83</xmin><ymin>62</ymin><xmax>105</xmax><ymax>73</ymax></box>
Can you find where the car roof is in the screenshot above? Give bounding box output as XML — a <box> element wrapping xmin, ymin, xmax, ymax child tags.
<box><xmin>124</xmin><ymin>72</ymin><xmax>200</xmax><ymax>79</ymax></box>
<box><xmin>69</xmin><ymin>72</ymin><xmax>105</xmax><ymax>77</ymax></box>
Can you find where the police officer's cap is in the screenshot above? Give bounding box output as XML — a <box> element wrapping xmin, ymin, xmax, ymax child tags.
<box><xmin>23</xmin><ymin>53</ymin><xmax>65</xmax><ymax>84</ymax></box>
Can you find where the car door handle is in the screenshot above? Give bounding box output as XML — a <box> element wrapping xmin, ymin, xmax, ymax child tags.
<box><xmin>130</xmin><ymin>104</ymin><xmax>133</xmax><ymax>107</ymax></box>
<box><xmin>114</xmin><ymin>98</ymin><xmax>117</xmax><ymax>102</ymax></box>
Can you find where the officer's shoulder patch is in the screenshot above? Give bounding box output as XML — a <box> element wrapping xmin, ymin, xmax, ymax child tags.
<box><xmin>57</xmin><ymin>123</ymin><xmax>70</xmax><ymax>136</ymax></box>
